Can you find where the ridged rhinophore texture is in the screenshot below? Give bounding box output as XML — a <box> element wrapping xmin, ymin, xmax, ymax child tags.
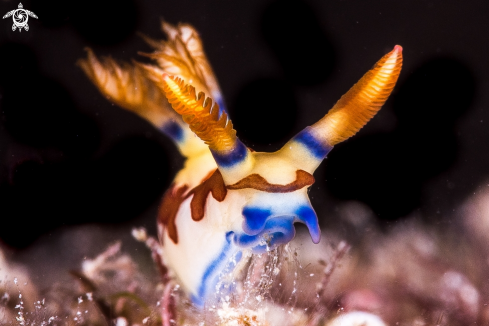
<box><xmin>313</xmin><ymin>45</ymin><xmax>403</xmax><ymax>146</ymax></box>
<box><xmin>78</xmin><ymin>48</ymin><xmax>178</xmax><ymax>125</ymax></box>
<box><xmin>161</xmin><ymin>75</ymin><xmax>237</xmax><ymax>153</ymax></box>
<box><xmin>140</xmin><ymin>22</ymin><xmax>223</xmax><ymax>108</ymax></box>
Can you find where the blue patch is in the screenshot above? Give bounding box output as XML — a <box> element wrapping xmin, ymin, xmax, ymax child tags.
<box><xmin>293</xmin><ymin>128</ymin><xmax>332</xmax><ymax>159</ymax></box>
<box><xmin>234</xmin><ymin>232</ymin><xmax>260</xmax><ymax>247</ymax></box>
<box><xmin>242</xmin><ymin>207</ymin><xmax>271</xmax><ymax>235</ymax></box>
<box><xmin>268</xmin><ymin>232</ymin><xmax>288</xmax><ymax>247</ymax></box>
<box><xmin>225</xmin><ymin>231</ymin><xmax>234</xmax><ymax>240</ymax></box>
<box><xmin>211</xmin><ymin>141</ymin><xmax>248</xmax><ymax>167</ymax></box>
<box><xmin>264</xmin><ymin>216</ymin><xmax>296</xmax><ymax>247</ymax></box>
<box><xmin>234</xmin><ymin>250</ymin><xmax>243</xmax><ymax>263</ymax></box>
<box><xmin>234</xmin><ymin>216</ymin><xmax>296</xmax><ymax>252</ymax></box>
<box><xmin>251</xmin><ymin>244</ymin><xmax>267</xmax><ymax>253</ymax></box>
<box><xmin>160</xmin><ymin>120</ymin><xmax>184</xmax><ymax>142</ymax></box>
<box><xmin>192</xmin><ymin>232</ymin><xmax>241</xmax><ymax>308</ymax></box>
<box><xmin>190</xmin><ymin>293</ymin><xmax>205</xmax><ymax>308</ymax></box>
<box><xmin>295</xmin><ymin>205</ymin><xmax>321</xmax><ymax>243</ymax></box>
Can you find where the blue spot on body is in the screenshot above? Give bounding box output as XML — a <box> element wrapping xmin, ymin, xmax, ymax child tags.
<box><xmin>234</xmin><ymin>250</ymin><xmax>243</xmax><ymax>263</ymax></box>
<box><xmin>235</xmin><ymin>215</ymin><xmax>296</xmax><ymax>252</ymax></box>
<box><xmin>293</xmin><ymin>128</ymin><xmax>332</xmax><ymax>159</ymax></box>
<box><xmin>242</xmin><ymin>207</ymin><xmax>271</xmax><ymax>235</ymax></box>
<box><xmin>264</xmin><ymin>216</ymin><xmax>296</xmax><ymax>247</ymax></box>
<box><xmin>251</xmin><ymin>244</ymin><xmax>267</xmax><ymax>253</ymax></box>
<box><xmin>212</xmin><ymin>141</ymin><xmax>248</xmax><ymax>167</ymax></box>
<box><xmin>235</xmin><ymin>205</ymin><xmax>320</xmax><ymax>252</ymax></box>
<box><xmin>235</xmin><ymin>232</ymin><xmax>260</xmax><ymax>247</ymax></box>
<box><xmin>160</xmin><ymin>120</ymin><xmax>184</xmax><ymax>142</ymax></box>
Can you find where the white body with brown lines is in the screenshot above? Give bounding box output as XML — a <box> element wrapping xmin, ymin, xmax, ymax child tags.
<box><xmin>79</xmin><ymin>21</ymin><xmax>403</xmax><ymax>306</ymax></box>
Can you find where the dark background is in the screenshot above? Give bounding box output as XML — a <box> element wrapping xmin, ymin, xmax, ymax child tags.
<box><xmin>1</xmin><ymin>0</ymin><xmax>488</xmax><ymax>250</ymax></box>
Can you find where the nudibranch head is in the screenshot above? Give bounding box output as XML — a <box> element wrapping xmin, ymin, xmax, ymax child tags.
<box><xmin>79</xmin><ymin>21</ymin><xmax>402</xmax><ymax>306</ymax></box>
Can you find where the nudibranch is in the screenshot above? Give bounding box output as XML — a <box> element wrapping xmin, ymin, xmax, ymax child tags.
<box><xmin>79</xmin><ymin>22</ymin><xmax>402</xmax><ymax>306</ymax></box>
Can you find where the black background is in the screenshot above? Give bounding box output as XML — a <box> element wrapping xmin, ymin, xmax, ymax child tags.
<box><xmin>1</xmin><ymin>0</ymin><xmax>488</xmax><ymax>250</ymax></box>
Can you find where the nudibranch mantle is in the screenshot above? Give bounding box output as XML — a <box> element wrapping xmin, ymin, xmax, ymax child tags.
<box><xmin>79</xmin><ymin>22</ymin><xmax>402</xmax><ymax>306</ymax></box>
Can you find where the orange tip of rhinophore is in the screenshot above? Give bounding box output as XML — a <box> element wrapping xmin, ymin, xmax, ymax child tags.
<box><xmin>394</xmin><ymin>45</ymin><xmax>403</xmax><ymax>52</ymax></box>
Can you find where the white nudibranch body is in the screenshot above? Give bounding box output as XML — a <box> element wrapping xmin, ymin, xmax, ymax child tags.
<box><xmin>79</xmin><ymin>22</ymin><xmax>402</xmax><ymax>305</ymax></box>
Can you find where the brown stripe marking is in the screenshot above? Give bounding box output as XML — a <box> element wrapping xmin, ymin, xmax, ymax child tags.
<box><xmin>189</xmin><ymin>169</ymin><xmax>228</xmax><ymax>221</ymax></box>
<box><xmin>227</xmin><ymin>169</ymin><xmax>315</xmax><ymax>192</ymax></box>
<box><xmin>158</xmin><ymin>169</ymin><xmax>228</xmax><ymax>244</ymax></box>
<box><xmin>158</xmin><ymin>184</ymin><xmax>189</xmax><ymax>244</ymax></box>
<box><xmin>158</xmin><ymin>169</ymin><xmax>314</xmax><ymax>245</ymax></box>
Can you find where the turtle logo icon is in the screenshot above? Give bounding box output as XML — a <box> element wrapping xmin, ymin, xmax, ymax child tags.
<box><xmin>3</xmin><ymin>3</ymin><xmax>38</xmax><ymax>32</ymax></box>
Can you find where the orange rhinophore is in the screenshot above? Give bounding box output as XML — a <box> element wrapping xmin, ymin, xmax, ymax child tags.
<box><xmin>160</xmin><ymin>74</ymin><xmax>238</xmax><ymax>153</ymax></box>
<box><xmin>310</xmin><ymin>45</ymin><xmax>403</xmax><ymax>146</ymax></box>
<box><xmin>79</xmin><ymin>21</ymin><xmax>403</xmax><ymax>306</ymax></box>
